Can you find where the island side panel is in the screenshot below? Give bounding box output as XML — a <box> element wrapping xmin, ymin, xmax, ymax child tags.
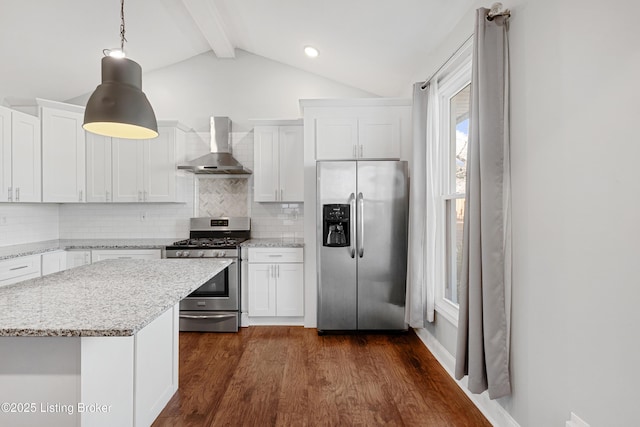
<box><xmin>80</xmin><ymin>336</ymin><xmax>135</xmax><ymax>427</ymax></box>
<box><xmin>0</xmin><ymin>337</ymin><xmax>81</xmax><ymax>427</ymax></box>
<box><xmin>134</xmin><ymin>304</ymin><xmax>179</xmax><ymax>427</ymax></box>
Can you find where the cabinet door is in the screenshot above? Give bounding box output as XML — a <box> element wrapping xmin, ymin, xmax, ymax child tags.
<box><xmin>358</xmin><ymin>116</ymin><xmax>400</xmax><ymax>159</ymax></box>
<box><xmin>42</xmin><ymin>250</ymin><xmax>67</xmax><ymax>276</ymax></box>
<box><xmin>66</xmin><ymin>250</ymin><xmax>92</xmax><ymax>269</ymax></box>
<box><xmin>112</xmin><ymin>138</ymin><xmax>143</xmax><ymax>202</ymax></box>
<box><xmin>11</xmin><ymin>111</ymin><xmax>41</xmax><ymax>202</ymax></box>
<box><xmin>0</xmin><ymin>106</ymin><xmax>11</xmax><ymax>202</ymax></box>
<box><xmin>143</xmin><ymin>128</ymin><xmax>176</xmax><ymax>203</ymax></box>
<box><xmin>275</xmin><ymin>263</ymin><xmax>304</xmax><ymax>316</ymax></box>
<box><xmin>279</xmin><ymin>126</ymin><xmax>304</xmax><ymax>202</ymax></box>
<box><xmin>86</xmin><ymin>133</ymin><xmax>113</xmax><ymax>202</ymax></box>
<box><xmin>253</xmin><ymin>126</ymin><xmax>279</xmax><ymax>202</ymax></box>
<box><xmin>315</xmin><ymin>117</ymin><xmax>358</xmax><ymax>160</ymax></box>
<box><xmin>248</xmin><ymin>263</ymin><xmax>276</xmax><ymax>316</ymax></box>
<box><xmin>41</xmin><ymin>108</ymin><xmax>86</xmax><ymax>202</ymax></box>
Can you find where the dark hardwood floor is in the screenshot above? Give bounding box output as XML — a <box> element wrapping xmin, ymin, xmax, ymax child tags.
<box><xmin>153</xmin><ymin>327</ymin><xmax>491</xmax><ymax>427</ymax></box>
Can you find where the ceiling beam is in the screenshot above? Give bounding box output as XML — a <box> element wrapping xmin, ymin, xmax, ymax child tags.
<box><xmin>182</xmin><ymin>0</ymin><xmax>235</xmax><ymax>58</ymax></box>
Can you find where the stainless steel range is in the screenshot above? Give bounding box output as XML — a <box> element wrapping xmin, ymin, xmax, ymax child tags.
<box><xmin>167</xmin><ymin>217</ymin><xmax>250</xmax><ymax>332</ymax></box>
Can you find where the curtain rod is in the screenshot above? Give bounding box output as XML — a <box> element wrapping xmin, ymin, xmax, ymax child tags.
<box><xmin>420</xmin><ymin>33</ymin><xmax>473</xmax><ymax>90</ymax></box>
<box><xmin>419</xmin><ymin>2</ymin><xmax>511</xmax><ymax>90</ymax></box>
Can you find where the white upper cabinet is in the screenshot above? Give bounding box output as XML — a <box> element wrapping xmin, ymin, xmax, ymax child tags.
<box><xmin>143</xmin><ymin>127</ymin><xmax>180</xmax><ymax>202</ymax></box>
<box><xmin>0</xmin><ymin>106</ymin><xmax>41</xmax><ymax>202</ymax></box>
<box><xmin>315</xmin><ymin>115</ymin><xmax>400</xmax><ymax>160</ymax></box>
<box><xmin>111</xmin><ymin>137</ymin><xmax>145</xmax><ymax>202</ymax></box>
<box><xmin>253</xmin><ymin>121</ymin><xmax>303</xmax><ymax>202</ymax></box>
<box><xmin>0</xmin><ymin>106</ymin><xmax>11</xmax><ymax>202</ymax></box>
<box><xmin>40</xmin><ymin>101</ymin><xmax>86</xmax><ymax>203</ymax></box>
<box><xmin>88</xmin><ymin>123</ymin><xmax>184</xmax><ymax>203</ymax></box>
<box><xmin>301</xmin><ymin>99</ymin><xmax>411</xmax><ymax>162</ymax></box>
<box><xmin>315</xmin><ymin>117</ymin><xmax>358</xmax><ymax>160</ymax></box>
<box><xmin>86</xmin><ymin>133</ymin><xmax>113</xmax><ymax>202</ymax></box>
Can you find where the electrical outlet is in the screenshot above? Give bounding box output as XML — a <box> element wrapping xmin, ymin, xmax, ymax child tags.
<box><xmin>140</xmin><ymin>212</ymin><xmax>147</xmax><ymax>222</ymax></box>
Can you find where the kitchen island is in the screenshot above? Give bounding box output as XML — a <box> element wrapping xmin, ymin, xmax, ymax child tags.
<box><xmin>0</xmin><ymin>258</ymin><xmax>231</xmax><ymax>427</ymax></box>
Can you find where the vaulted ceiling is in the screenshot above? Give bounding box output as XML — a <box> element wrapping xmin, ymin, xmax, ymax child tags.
<box><xmin>0</xmin><ymin>0</ymin><xmax>473</xmax><ymax>103</ymax></box>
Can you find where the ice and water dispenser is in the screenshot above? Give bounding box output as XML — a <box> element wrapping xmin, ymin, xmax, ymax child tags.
<box><xmin>322</xmin><ymin>204</ymin><xmax>350</xmax><ymax>247</ymax></box>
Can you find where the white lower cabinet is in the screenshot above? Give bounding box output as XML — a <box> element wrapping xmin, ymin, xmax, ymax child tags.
<box><xmin>91</xmin><ymin>249</ymin><xmax>161</xmax><ymax>263</ymax></box>
<box><xmin>66</xmin><ymin>250</ymin><xmax>92</xmax><ymax>269</ymax></box>
<box><xmin>247</xmin><ymin>247</ymin><xmax>304</xmax><ymax>321</ymax></box>
<box><xmin>41</xmin><ymin>250</ymin><xmax>67</xmax><ymax>275</ymax></box>
<box><xmin>0</xmin><ymin>255</ymin><xmax>41</xmax><ymax>288</ymax></box>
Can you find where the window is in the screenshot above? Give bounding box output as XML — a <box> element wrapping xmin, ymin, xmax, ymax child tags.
<box><xmin>432</xmin><ymin>40</ymin><xmax>472</xmax><ymax>325</ymax></box>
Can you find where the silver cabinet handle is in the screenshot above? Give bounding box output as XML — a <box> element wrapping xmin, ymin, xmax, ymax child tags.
<box><xmin>277</xmin><ymin>264</ymin><xmax>280</xmax><ymax>278</ymax></box>
<box><xmin>358</xmin><ymin>192</ymin><xmax>364</xmax><ymax>258</ymax></box>
<box><xmin>7</xmin><ymin>187</ymin><xmax>12</xmax><ymax>202</ymax></box>
<box><xmin>106</xmin><ymin>190</ymin><xmax>110</xmax><ymax>202</ymax></box>
<box><xmin>78</xmin><ymin>190</ymin><xmax>83</xmax><ymax>202</ymax></box>
<box><xmin>9</xmin><ymin>265</ymin><xmax>28</xmax><ymax>271</ymax></box>
<box><xmin>281</xmin><ymin>188</ymin><xmax>283</xmax><ymax>201</ymax></box>
<box><xmin>349</xmin><ymin>192</ymin><xmax>356</xmax><ymax>258</ymax></box>
<box><xmin>15</xmin><ymin>187</ymin><xmax>20</xmax><ymax>202</ymax></box>
<box><xmin>138</xmin><ymin>191</ymin><xmax>142</xmax><ymax>202</ymax></box>
<box><xmin>360</xmin><ymin>145</ymin><xmax>364</xmax><ymax>158</ymax></box>
<box><xmin>268</xmin><ymin>254</ymin><xmax>283</xmax><ymax>258</ymax></box>
<box><xmin>144</xmin><ymin>190</ymin><xmax>148</xmax><ymax>201</ymax></box>
<box><xmin>179</xmin><ymin>313</ymin><xmax>235</xmax><ymax>320</ymax></box>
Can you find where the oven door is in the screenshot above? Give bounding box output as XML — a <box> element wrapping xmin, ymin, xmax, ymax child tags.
<box><xmin>180</xmin><ymin>259</ymin><xmax>238</xmax><ymax>311</ymax></box>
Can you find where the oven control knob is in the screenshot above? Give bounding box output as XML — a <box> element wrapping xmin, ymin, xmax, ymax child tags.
<box><xmin>175</xmin><ymin>251</ymin><xmax>182</xmax><ymax>257</ymax></box>
<box><xmin>183</xmin><ymin>251</ymin><xmax>190</xmax><ymax>257</ymax></box>
<box><xmin>197</xmin><ymin>251</ymin><xmax>205</xmax><ymax>258</ymax></box>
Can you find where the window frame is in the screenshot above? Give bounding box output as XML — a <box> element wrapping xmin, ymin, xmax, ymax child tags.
<box><xmin>433</xmin><ymin>41</ymin><xmax>472</xmax><ymax>327</ymax></box>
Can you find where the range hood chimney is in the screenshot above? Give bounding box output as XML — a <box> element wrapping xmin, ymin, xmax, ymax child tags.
<box><xmin>177</xmin><ymin>117</ymin><xmax>252</xmax><ymax>174</ymax></box>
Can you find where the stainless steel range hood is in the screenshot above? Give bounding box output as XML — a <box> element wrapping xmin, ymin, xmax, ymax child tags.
<box><xmin>178</xmin><ymin>117</ymin><xmax>252</xmax><ymax>175</ymax></box>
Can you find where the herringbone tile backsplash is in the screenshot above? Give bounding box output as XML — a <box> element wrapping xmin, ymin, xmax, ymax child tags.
<box><xmin>199</xmin><ymin>179</ymin><xmax>249</xmax><ymax>217</ymax></box>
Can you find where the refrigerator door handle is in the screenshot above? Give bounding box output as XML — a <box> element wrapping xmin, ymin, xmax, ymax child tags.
<box><xmin>358</xmin><ymin>192</ymin><xmax>364</xmax><ymax>258</ymax></box>
<box><xmin>349</xmin><ymin>193</ymin><xmax>356</xmax><ymax>258</ymax></box>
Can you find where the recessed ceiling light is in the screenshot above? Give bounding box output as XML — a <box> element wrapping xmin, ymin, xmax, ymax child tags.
<box><xmin>304</xmin><ymin>46</ymin><xmax>319</xmax><ymax>58</ymax></box>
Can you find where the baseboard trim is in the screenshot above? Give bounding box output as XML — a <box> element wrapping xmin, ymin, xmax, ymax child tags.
<box><xmin>413</xmin><ymin>328</ymin><xmax>520</xmax><ymax>427</ymax></box>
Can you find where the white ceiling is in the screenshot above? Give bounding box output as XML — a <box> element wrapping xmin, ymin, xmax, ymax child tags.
<box><xmin>0</xmin><ymin>0</ymin><xmax>472</xmax><ymax>103</ymax></box>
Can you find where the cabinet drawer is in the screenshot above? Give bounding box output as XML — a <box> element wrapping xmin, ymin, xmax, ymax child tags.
<box><xmin>91</xmin><ymin>249</ymin><xmax>162</xmax><ymax>262</ymax></box>
<box><xmin>247</xmin><ymin>248</ymin><xmax>303</xmax><ymax>263</ymax></box>
<box><xmin>0</xmin><ymin>255</ymin><xmax>41</xmax><ymax>286</ymax></box>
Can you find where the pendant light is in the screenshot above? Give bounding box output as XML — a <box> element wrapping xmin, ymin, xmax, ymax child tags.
<box><xmin>83</xmin><ymin>0</ymin><xmax>158</xmax><ymax>139</ymax></box>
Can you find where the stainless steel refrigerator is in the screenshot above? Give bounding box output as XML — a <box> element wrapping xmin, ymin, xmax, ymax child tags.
<box><xmin>317</xmin><ymin>160</ymin><xmax>409</xmax><ymax>332</ymax></box>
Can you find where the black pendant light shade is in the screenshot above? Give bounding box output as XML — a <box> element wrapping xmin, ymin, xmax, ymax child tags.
<box><xmin>83</xmin><ymin>56</ymin><xmax>158</xmax><ymax>139</ymax></box>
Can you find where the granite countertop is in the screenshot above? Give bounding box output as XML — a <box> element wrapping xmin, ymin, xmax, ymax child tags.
<box><xmin>0</xmin><ymin>239</ymin><xmax>176</xmax><ymax>261</ymax></box>
<box><xmin>241</xmin><ymin>238</ymin><xmax>305</xmax><ymax>248</ymax></box>
<box><xmin>0</xmin><ymin>258</ymin><xmax>230</xmax><ymax>337</ymax></box>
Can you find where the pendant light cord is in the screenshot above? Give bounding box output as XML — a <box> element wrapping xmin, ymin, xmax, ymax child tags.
<box><xmin>120</xmin><ymin>0</ymin><xmax>127</xmax><ymax>51</ymax></box>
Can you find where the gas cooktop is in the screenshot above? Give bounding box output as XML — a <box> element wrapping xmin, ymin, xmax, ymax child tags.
<box><xmin>169</xmin><ymin>237</ymin><xmax>247</xmax><ymax>249</ymax></box>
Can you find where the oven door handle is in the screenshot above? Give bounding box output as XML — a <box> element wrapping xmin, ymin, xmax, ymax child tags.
<box><xmin>179</xmin><ymin>313</ymin><xmax>236</xmax><ymax>320</ymax></box>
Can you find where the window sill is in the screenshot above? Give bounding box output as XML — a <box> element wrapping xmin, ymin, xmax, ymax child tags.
<box><xmin>435</xmin><ymin>299</ymin><xmax>459</xmax><ymax>327</ymax></box>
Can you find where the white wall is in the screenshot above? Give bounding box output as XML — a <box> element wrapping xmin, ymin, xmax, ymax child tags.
<box><xmin>418</xmin><ymin>1</ymin><xmax>640</xmax><ymax>426</ymax></box>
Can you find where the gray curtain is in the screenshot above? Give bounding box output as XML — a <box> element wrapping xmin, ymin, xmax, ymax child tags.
<box><xmin>455</xmin><ymin>7</ymin><xmax>512</xmax><ymax>399</ymax></box>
